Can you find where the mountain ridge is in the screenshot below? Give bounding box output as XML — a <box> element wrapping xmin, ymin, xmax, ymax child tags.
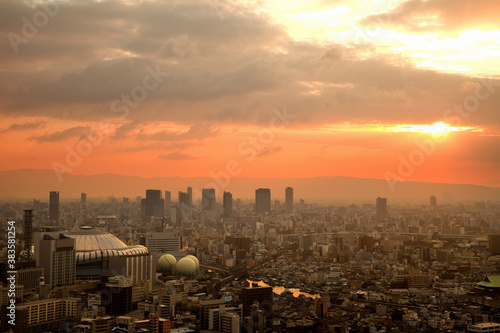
<box><xmin>1</xmin><ymin>169</ymin><xmax>499</xmax><ymax>203</ymax></box>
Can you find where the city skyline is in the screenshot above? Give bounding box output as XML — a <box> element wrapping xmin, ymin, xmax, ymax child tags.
<box><xmin>1</xmin><ymin>1</ymin><xmax>500</xmax><ymax>330</ymax></box>
<box><xmin>0</xmin><ymin>0</ymin><xmax>499</xmax><ymax>188</ymax></box>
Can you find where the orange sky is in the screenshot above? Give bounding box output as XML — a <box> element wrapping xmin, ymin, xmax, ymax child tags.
<box><xmin>0</xmin><ymin>0</ymin><xmax>499</xmax><ymax>188</ymax></box>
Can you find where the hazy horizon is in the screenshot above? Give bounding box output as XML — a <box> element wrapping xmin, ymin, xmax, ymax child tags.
<box><xmin>1</xmin><ymin>168</ymin><xmax>499</xmax><ymax>203</ymax></box>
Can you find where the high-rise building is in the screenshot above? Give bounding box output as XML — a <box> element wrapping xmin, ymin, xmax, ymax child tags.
<box><xmin>430</xmin><ymin>195</ymin><xmax>437</xmax><ymax>207</ymax></box>
<box><xmin>223</xmin><ymin>192</ymin><xmax>233</xmax><ymax>217</ymax></box>
<box><xmin>187</xmin><ymin>187</ymin><xmax>193</xmax><ymax>207</ymax></box>
<box><xmin>141</xmin><ymin>189</ymin><xmax>164</xmax><ymax>218</ymax></box>
<box><xmin>165</xmin><ymin>190</ymin><xmax>171</xmax><ymax>216</ymax></box>
<box><xmin>178</xmin><ymin>191</ymin><xmax>189</xmax><ymax>205</ymax></box>
<box><xmin>241</xmin><ymin>286</ymin><xmax>273</xmax><ymax>317</ymax></box>
<box><xmin>49</xmin><ymin>191</ymin><xmax>60</xmax><ymax>226</ymax></box>
<box><xmin>177</xmin><ymin>191</ymin><xmax>191</xmax><ymax>225</ymax></box>
<box><xmin>81</xmin><ymin>192</ymin><xmax>87</xmax><ymax>215</ymax></box>
<box><xmin>255</xmin><ymin>189</ymin><xmax>271</xmax><ymax>214</ymax></box>
<box><xmin>38</xmin><ymin>234</ymin><xmax>76</xmax><ymax>288</ymax></box>
<box><xmin>285</xmin><ymin>187</ymin><xmax>293</xmax><ymax>213</ymax></box>
<box><xmin>202</xmin><ymin>188</ymin><xmax>216</xmax><ymax>211</ymax></box>
<box><xmin>376</xmin><ymin>197</ymin><xmax>388</xmax><ymax>217</ymax></box>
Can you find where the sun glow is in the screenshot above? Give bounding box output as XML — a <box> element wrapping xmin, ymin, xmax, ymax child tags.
<box><xmin>318</xmin><ymin>122</ymin><xmax>482</xmax><ymax>135</ymax></box>
<box><xmin>390</xmin><ymin>122</ymin><xmax>480</xmax><ymax>136</ymax></box>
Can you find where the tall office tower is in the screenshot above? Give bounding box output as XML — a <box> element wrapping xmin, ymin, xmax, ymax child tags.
<box><xmin>376</xmin><ymin>197</ymin><xmax>388</xmax><ymax>217</ymax></box>
<box><xmin>20</xmin><ymin>209</ymin><xmax>34</xmax><ymax>262</ymax></box>
<box><xmin>202</xmin><ymin>188</ymin><xmax>216</xmax><ymax>211</ymax></box>
<box><xmin>38</xmin><ymin>234</ymin><xmax>76</xmax><ymax>289</ymax></box>
<box><xmin>165</xmin><ymin>190</ymin><xmax>171</xmax><ymax>216</ymax></box>
<box><xmin>81</xmin><ymin>192</ymin><xmax>87</xmax><ymax>215</ymax></box>
<box><xmin>177</xmin><ymin>191</ymin><xmax>190</xmax><ymax>225</ymax></box>
<box><xmin>285</xmin><ymin>187</ymin><xmax>293</xmax><ymax>213</ymax></box>
<box><xmin>223</xmin><ymin>191</ymin><xmax>233</xmax><ymax>217</ymax></box>
<box><xmin>187</xmin><ymin>187</ymin><xmax>193</xmax><ymax>207</ymax></box>
<box><xmin>178</xmin><ymin>191</ymin><xmax>189</xmax><ymax>205</ymax></box>
<box><xmin>255</xmin><ymin>188</ymin><xmax>271</xmax><ymax>214</ymax></box>
<box><xmin>241</xmin><ymin>286</ymin><xmax>273</xmax><ymax>317</ymax></box>
<box><xmin>49</xmin><ymin>191</ymin><xmax>60</xmax><ymax>226</ymax></box>
<box><xmin>141</xmin><ymin>189</ymin><xmax>165</xmax><ymax>218</ymax></box>
<box><xmin>489</xmin><ymin>234</ymin><xmax>500</xmax><ymax>255</ymax></box>
<box><xmin>430</xmin><ymin>195</ymin><xmax>437</xmax><ymax>208</ymax></box>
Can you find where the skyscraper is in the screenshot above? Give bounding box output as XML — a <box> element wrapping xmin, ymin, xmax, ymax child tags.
<box><xmin>255</xmin><ymin>188</ymin><xmax>271</xmax><ymax>214</ymax></box>
<box><xmin>49</xmin><ymin>191</ymin><xmax>59</xmax><ymax>226</ymax></box>
<box><xmin>165</xmin><ymin>190</ymin><xmax>171</xmax><ymax>216</ymax></box>
<box><xmin>177</xmin><ymin>191</ymin><xmax>190</xmax><ymax>225</ymax></box>
<box><xmin>187</xmin><ymin>187</ymin><xmax>193</xmax><ymax>207</ymax></box>
<box><xmin>430</xmin><ymin>195</ymin><xmax>437</xmax><ymax>207</ymax></box>
<box><xmin>223</xmin><ymin>191</ymin><xmax>233</xmax><ymax>217</ymax></box>
<box><xmin>81</xmin><ymin>192</ymin><xmax>87</xmax><ymax>216</ymax></box>
<box><xmin>376</xmin><ymin>197</ymin><xmax>388</xmax><ymax>217</ymax></box>
<box><xmin>178</xmin><ymin>191</ymin><xmax>189</xmax><ymax>205</ymax></box>
<box><xmin>285</xmin><ymin>187</ymin><xmax>293</xmax><ymax>213</ymax></box>
<box><xmin>141</xmin><ymin>189</ymin><xmax>164</xmax><ymax>218</ymax></box>
<box><xmin>202</xmin><ymin>188</ymin><xmax>216</xmax><ymax>211</ymax></box>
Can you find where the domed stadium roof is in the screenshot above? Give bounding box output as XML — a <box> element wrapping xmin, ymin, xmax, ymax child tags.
<box><xmin>64</xmin><ymin>226</ymin><xmax>148</xmax><ymax>263</ymax></box>
<box><xmin>177</xmin><ymin>257</ymin><xmax>197</xmax><ymax>275</ymax></box>
<box><xmin>185</xmin><ymin>255</ymin><xmax>199</xmax><ymax>270</ymax></box>
<box><xmin>158</xmin><ymin>254</ymin><xmax>177</xmax><ymax>273</ymax></box>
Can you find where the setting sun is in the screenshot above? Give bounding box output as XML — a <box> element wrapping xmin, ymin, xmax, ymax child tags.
<box><xmin>390</xmin><ymin>122</ymin><xmax>481</xmax><ymax>136</ymax></box>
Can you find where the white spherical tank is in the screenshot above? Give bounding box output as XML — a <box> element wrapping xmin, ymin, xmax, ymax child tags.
<box><xmin>158</xmin><ymin>254</ymin><xmax>177</xmax><ymax>274</ymax></box>
<box><xmin>185</xmin><ymin>255</ymin><xmax>200</xmax><ymax>271</ymax></box>
<box><xmin>177</xmin><ymin>257</ymin><xmax>196</xmax><ymax>276</ymax></box>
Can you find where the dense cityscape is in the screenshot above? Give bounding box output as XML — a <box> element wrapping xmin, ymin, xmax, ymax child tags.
<box><xmin>1</xmin><ymin>188</ymin><xmax>500</xmax><ymax>333</ymax></box>
<box><xmin>2</xmin><ymin>0</ymin><xmax>500</xmax><ymax>332</ymax></box>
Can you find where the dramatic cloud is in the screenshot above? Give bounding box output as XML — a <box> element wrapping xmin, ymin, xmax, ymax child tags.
<box><xmin>360</xmin><ymin>0</ymin><xmax>500</xmax><ymax>34</ymax></box>
<box><xmin>6</xmin><ymin>120</ymin><xmax>46</xmax><ymax>131</ymax></box>
<box><xmin>0</xmin><ymin>0</ymin><xmax>498</xmax><ymax>186</ymax></box>
<box><xmin>29</xmin><ymin>126</ymin><xmax>90</xmax><ymax>143</ymax></box>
